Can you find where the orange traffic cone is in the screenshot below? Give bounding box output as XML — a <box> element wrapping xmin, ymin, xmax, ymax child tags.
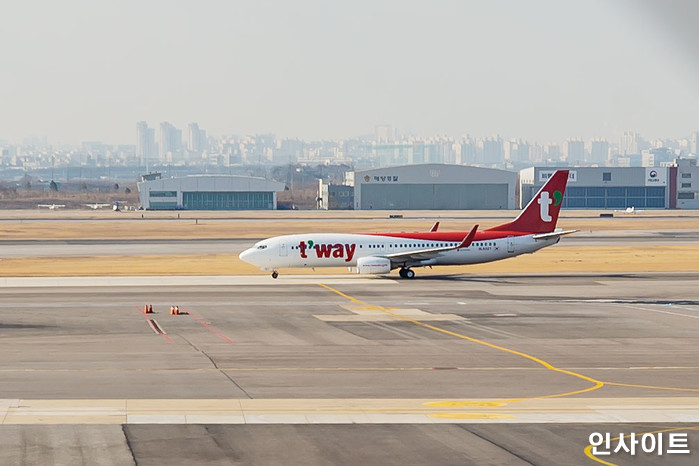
<box><xmin>174</xmin><ymin>306</ymin><xmax>180</xmax><ymax>315</ymax></box>
<box><xmin>170</xmin><ymin>305</ymin><xmax>175</xmax><ymax>315</ymax></box>
<box><xmin>144</xmin><ymin>305</ymin><xmax>149</xmax><ymax>314</ymax></box>
<box><xmin>148</xmin><ymin>304</ymin><xmax>153</xmax><ymax>314</ymax></box>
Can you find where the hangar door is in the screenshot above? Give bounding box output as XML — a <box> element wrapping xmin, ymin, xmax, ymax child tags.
<box><xmin>361</xmin><ymin>183</ymin><xmax>509</xmax><ymax>210</ymax></box>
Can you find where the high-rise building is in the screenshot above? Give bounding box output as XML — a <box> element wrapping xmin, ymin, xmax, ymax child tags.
<box><xmin>185</xmin><ymin>123</ymin><xmax>207</xmax><ymax>163</ymax></box>
<box><xmin>459</xmin><ymin>136</ymin><xmax>477</xmax><ymax>165</ymax></box>
<box><xmin>375</xmin><ymin>125</ymin><xmax>395</xmax><ymax>143</ymax></box>
<box><xmin>530</xmin><ymin>143</ymin><xmax>545</xmax><ymax>163</ymax></box>
<box><xmin>481</xmin><ymin>136</ymin><xmax>504</xmax><ymax>164</ymax></box>
<box><xmin>566</xmin><ymin>139</ymin><xmax>585</xmax><ymax>163</ymax></box>
<box><xmin>589</xmin><ymin>140</ymin><xmax>609</xmax><ymax>165</ymax></box>
<box><xmin>274</xmin><ymin>139</ymin><xmax>304</xmax><ymax>164</ymax></box>
<box><xmin>504</xmin><ymin>139</ymin><xmax>516</xmax><ymax>162</ymax></box>
<box><xmin>620</xmin><ymin>131</ymin><xmax>640</xmax><ymax>155</ymax></box>
<box><xmin>136</xmin><ymin>121</ymin><xmax>156</xmax><ymax>169</ymax></box>
<box><xmin>691</xmin><ymin>131</ymin><xmax>699</xmax><ymax>155</ymax></box>
<box><xmin>159</xmin><ymin>122</ymin><xmax>182</xmax><ymax>160</ymax></box>
<box><xmin>646</xmin><ymin>147</ymin><xmax>675</xmax><ymax>166</ymax></box>
<box><xmin>545</xmin><ymin>143</ymin><xmax>561</xmax><ymax>161</ymax></box>
<box><xmin>505</xmin><ymin>139</ymin><xmax>530</xmax><ymax>164</ymax></box>
<box><xmin>187</xmin><ymin>123</ymin><xmax>206</xmax><ymax>153</ymax></box>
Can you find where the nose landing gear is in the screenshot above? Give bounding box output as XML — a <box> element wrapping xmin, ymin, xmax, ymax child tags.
<box><xmin>398</xmin><ymin>268</ymin><xmax>415</xmax><ymax>279</ymax></box>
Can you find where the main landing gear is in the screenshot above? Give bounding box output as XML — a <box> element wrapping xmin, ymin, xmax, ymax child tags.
<box><xmin>271</xmin><ymin>270</ymin><xmax>279</xmax><ymax>279</ymax></box>
<box><xmin>398</xmin><ymin>268</ymin><xmax>415</xmax><ymax>279</ymax></box>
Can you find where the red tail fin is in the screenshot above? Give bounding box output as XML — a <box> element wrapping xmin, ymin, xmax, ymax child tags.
<box><xmin>488</xmin><ymin>169</ymin><xmax>570</xmax><ymax>234</ymax></box>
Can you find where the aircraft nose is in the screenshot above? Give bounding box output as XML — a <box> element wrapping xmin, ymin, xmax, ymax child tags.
<box><xmin>239</xmin><ymin>248</ymin><xmax>259</xmax><ymax>266</ymax></box>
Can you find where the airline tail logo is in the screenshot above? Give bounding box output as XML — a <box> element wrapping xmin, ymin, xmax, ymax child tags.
<box><xmin>487</xmin><ymin>169</ymin><xmax>568</xmax><ymax>234</ymax></box>
<box><xmin>538</xmin><ymin>190</ymin><xmax>562</xmax><ymax>222</ymax></box>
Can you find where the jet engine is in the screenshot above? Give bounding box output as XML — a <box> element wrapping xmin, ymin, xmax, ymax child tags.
<box><xmin>356</xmin><ymin>256</ymin><xmax>391</xmax><ymax>274</ymax></box>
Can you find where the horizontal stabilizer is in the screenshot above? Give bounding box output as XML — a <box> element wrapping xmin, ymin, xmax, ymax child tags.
<box><xmin>532</xmin><ymin>229</ymin><xmax>578</xmax><ymax>240</ymax></box>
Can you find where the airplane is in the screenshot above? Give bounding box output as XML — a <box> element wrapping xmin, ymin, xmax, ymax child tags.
<box><xmin>239</xmin><ymin>170</ymin><xmax>576</xmax><ymax>279</ymax></box>
<box><xmin>615</xmin><ymin>206</ymin><xmax>643</xmax><ymax>214</ymax></box>
<box><xmin>83</xmin><ymin>203</ymin><xmax>111</xmax><ymax>210</ymax></box>
<box><xmin>37</xmin><ymin>204</ymin><xmax>66</xmax><ymax>210</ymax></box>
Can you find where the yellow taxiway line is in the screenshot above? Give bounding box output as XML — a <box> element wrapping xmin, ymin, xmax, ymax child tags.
<box><xmin>317</xmin><ymin>283</ymin><xmax>699</xmax><ymax>400</ymax></box>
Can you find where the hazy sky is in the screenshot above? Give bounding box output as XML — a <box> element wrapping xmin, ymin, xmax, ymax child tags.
<box><xmin>1</xmin><ymin>0</ymin><xmax>697</xmax><ymax>145</ymax></box>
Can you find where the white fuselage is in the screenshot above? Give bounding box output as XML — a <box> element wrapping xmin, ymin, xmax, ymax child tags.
<box><xmin>239</xmin><ymin>232</ymin><xmax>558</xmax><ymax>271</ymax></box>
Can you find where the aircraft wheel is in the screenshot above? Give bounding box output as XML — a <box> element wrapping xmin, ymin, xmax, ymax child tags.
<box><xmin>271</xmin><ymin>271</ymin><xmax>279</xmax><ymax>279</ymax></box>
<box><xmin>398</xmin><ymin>268</ymin><xmax>407</xmax><ymax>278</ymax></box>
<box><xmin>405</xmin><ymin>269</ymin><xmax>415</xmax><ymax>279</ymax></box>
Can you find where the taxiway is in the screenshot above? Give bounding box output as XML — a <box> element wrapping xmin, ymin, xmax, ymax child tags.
<box><xmin>1</xmin><ymin>273</ymin><xmax>697</xmax><ymax>464</ymax></box>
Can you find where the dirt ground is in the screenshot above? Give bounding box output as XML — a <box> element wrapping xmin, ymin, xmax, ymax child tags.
<box><xmin>3</xmin><ymin>208</ymin><xmax>699</xmax><ymax>220</ymax></box>
<box><xmin>1</xmin><ymin>216</ymin><xmax>698</xmax><ymax>240</ymax></box>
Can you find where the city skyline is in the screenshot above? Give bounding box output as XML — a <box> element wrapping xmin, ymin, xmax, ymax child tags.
<box><xmin>1</xmin><ymin>1</ymin><xmax>698</xmax><ymax>145</ymax></box>
<box><xmin>3</xmin><ymin>121</ymin><xmax>699</xmax><ymax>151</ymax></box>
<box><xmin>2</xmin><ymin>122</ymin><xmax>697</xmax><ymax>178</ymax></box>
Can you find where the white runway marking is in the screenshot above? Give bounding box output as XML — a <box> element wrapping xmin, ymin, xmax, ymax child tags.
<box><xmin>1</xmin><ymin>398</ymin><xmax>697</xmax><ymax>424</ymax></box>
<box><xmin>624</xmin><ymin>305</ymin><xmax>699</xmax><ymax>320</ymax></box>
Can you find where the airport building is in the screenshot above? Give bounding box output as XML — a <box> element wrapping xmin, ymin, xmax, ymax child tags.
<box><xmin>137</xmin><ymin>174</ymin><xmax>285</xmax><ymax>210</ymax></box>
<box><xmin>353</xmin><ymin>164</ymin><xmax>517</xmax><ymax>210</ymax></box>
<box><xmin>519</xmin><ymin>167</ymin><xmax>673</xmax><ymax>209</ymax></box>
<box><xmin>318</xmin><ymin>181</ymin><xmax>354</xmax><ymax>210</ymax></box>
<box><xmin>676</xmin><ymin>157</ymin><xmax>699</xmax><ymax>209</ymax></box>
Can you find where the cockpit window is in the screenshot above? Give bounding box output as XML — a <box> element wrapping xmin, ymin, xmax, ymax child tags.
<box><xmin>257</xmin><ymin>245</ymin><xmax>267</xmax><ymax>250</ymax></box>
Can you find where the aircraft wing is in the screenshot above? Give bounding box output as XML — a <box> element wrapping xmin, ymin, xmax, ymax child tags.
<box><xmin>532</xmin><ymin>229</ymin><xmax>578</xmax><ymax>240</ymax></box>
<box><xmin>384</xmin><ymin>224</ymin><xmax>478</xmax><ymax>264</ymax></box>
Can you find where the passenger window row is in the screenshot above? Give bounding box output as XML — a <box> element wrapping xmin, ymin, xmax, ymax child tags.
<box><xmin>289</xmin><ymin>241</ymin><xmax>497</xmax><ymax>250</ymax></box>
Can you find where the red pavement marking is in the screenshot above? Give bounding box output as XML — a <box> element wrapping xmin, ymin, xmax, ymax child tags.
<box><xmin>137</xmin><ymin>306</ymin><xmax>173</xmax><ymax>344</ymax></box>
<box><xmin>182</xmin><ymin>307</ymin><xmax>234</xmax><ymax>344</ymax></box>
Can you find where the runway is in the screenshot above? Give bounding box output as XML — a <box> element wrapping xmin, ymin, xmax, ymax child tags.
<box><xmin>1</xmin><ymin>273</ymin><xmax>698</xmax><ymax>464</ymax></box>
<box><xmin>1</xmin><ymin>230</ymin><xmax>698</xmax><ymax>258</ymax></box>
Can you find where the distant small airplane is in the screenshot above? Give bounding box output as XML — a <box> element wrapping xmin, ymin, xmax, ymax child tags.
<box><xmin>615</xmin><ymin>206</ymin><xmax>643</xmax><ymax>214</ymax></box>
<box><xmin>37</xmin><ymin>204</ymin><xmax>65</xmax><ymax>210</ymax></box>
<box><xmin>83</xmin><ymin>203</ymin><xmax>111</xmax><ymax>210</ymax></box>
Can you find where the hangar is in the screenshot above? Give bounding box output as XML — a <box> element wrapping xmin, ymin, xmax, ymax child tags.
<box><xmin>353</xmin><ymin>164</ymin><xmax>517</xmax><ymax>210</ymax></box>
<box><xmin>138</xmin><ymin>174</ymin><xmax>285</xmax><ymax>210</ymax></box>
<box><xmin>519</xmin><ymin>167</ymin><xmax>672</xmax><ymax>209</ymax></box>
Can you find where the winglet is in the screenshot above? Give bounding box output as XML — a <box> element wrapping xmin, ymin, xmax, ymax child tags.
<box><xmin>430</xmin><ymin>221</ymin><xmax>440</xmax><ymax>232</ymax></box>
<box><xmin>456</xmin><ymin>224</ymin><xmax>478</xmax><ymax>249</ymax></box>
